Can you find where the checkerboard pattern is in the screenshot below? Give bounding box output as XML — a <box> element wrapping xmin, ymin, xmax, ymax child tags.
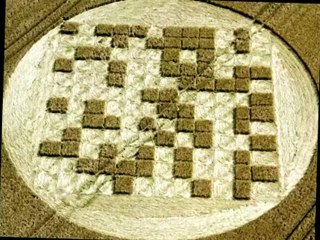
<box><xmin>39</xmin><ymin>23</ymin><xmax>278</xmax><ymax>199</ymax></box>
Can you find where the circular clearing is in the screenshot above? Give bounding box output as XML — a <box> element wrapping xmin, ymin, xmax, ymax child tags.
<box><xmin>3</xmin><ymin>0</ymin><xmax>318</xmax><ymax>239</ymax></box>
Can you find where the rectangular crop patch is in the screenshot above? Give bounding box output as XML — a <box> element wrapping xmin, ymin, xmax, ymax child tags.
<box><xmin>250</xmin><ymin>93</ymin><xmax>274</xmax><ymax>106</ymax></box>
<box><xmin>146</xmin><ymin>37</ymin><xmax>164</xmax><ymax>49</ymax></box>
<box><xmin>199</xmin><ymin>38</ymin><xmax>215</xmax><ymax>49</ymax></box>
<box><xmin>251</xmin><ymin>165</ymin><xmax>279</xmax><ymax>182</ymax></box>
<box><xmin>235</xmin><ymin>78</ymin><xmax>250</xmax><ymax>92</ymax></box>
<box><xmin>235</xmin><ymin>119</ymin><xmax>250</xmax><ymax>134</ymax></box>
<box><xmin>107</xmin><ymin>73</ymin><xmax>125</xmax><ymax>87</ymax></box>
<box><xmin>174</xmin><ymin>162</ymin><xmax>193</xmax><ymax>178</ymax></box>
<box><xmin>195</xmin><ymin>77</ymin><xmax>215</xmax><ymax>91</ymax></box>
<box><xmin>39</xmin><ymin>141</ymin><xmax>61</xmax><ymax>156</ymax></box>
<box><xmin>76</xmin><ymin>158</ymin><xmax>99</xmax><ymax>174</ymax></box>
<box><xmin>162</xmin><ymin>49</ymin><xmax>180</xmax><ymax>62</ymax></box>
<box><xmin>234</xmin><ymin>180</ymin><xmax>251</xmax><ymax>199</ymax></box>
<box><xmin>137</xmin><ymin>146</ymin><xmax>155</xmax><ymax>160</ymax></box>
<box><xmin>161</xmin><ymin>61</ymin><xmax>181</xmax><ymax>77</ymax></box>
<box><xmin>234</xmin><ymin>66</ymin><xmax>250</xmax><ymax>78</ymax></box>
<box><xmin>156</xmin><ymin>131</ymin><xmax>176</xmax><ymax>147</ymax></box>
<box><xmin>112</xmin><ymin>35</ymin><xmax>129</xmax><ymax>48</ymax></box>
<box><xmin>99</xmin><ymin>159</ymin><xmax>116</xmax><ymax>175</ymax></box>
<box><xmin>139</xmin><ymin>117</ymin><xmax>156</xmax><ymax>131</ymax></box>
<box><xmin>250</xmin><ymin>135</ymin><xmax>277</xmax><ymax>151</ymax></box>
<box><xmin>194</xmin><ymin>132</ymin><xmax>213</xmax><ymax>148</ymax></box>
<box><xmin>82</xmin><ymin>114</ymin><xmax>105</xmax><ymax>129</ymax></box>
<box><xmin>235</xmin><ymin>106</ymin><xmax>249</xmax><ymax>120</ymax></box>
<box><xmin>177</xmin><ymin>119</ymin><xmax>195</xmax><ymax>132</ymax></box>
<box><xmin>61</xmin><ymin>142</ymin><xmax>80</xmax><ymax>157</ymax></box>
<box><xmin>142</xmin><ymin>88</ymin><xmax>159</xmax><ymax>102</ymax></box>
<box><xmin>180</xmin><ymin>63</ymin><xmax>197</xmax><ymax>76</ymax></box>
<box><xmin>178</xmin><ymin>104</ymin><xmax>195</xmax><ymax>119</ymax></box>
<box><xmin>53</xmin><ymin>59</ymin><xmax>73</xmax><ymax>72</ymax></box>
<box><xmin>164</xmin><ymin>37</ymin><xmax>182</xmax><ymax>48</ymax></box>
<box><xmin>182</xmin><ymin>38</ymin><xmax>199</xmax><ymax>50</ymax></box>
<box><xmin>234</xmin><ymin>150</ymin><xmax>251</xmax><ymax>165</ymax></box>
<box><xmin>215</xmin><ymin>79</ymin><xmax>235</xmax><ymax>92</ymax></box>
<box><xmin>235</xmin><ymin>39</ymin><xmax>250</xmax><ymax>53</ymax></box>
<box><xmin>163</xmin><ymin>27</ymin><xmax>182</xmax><ymax>37</ymax></box>
<box><xmin>116</xmin><ymin>160</ymin><xmax>136</xmax><ymax>176</ymax></box>
<box><xmin>84</xmin><ymin>99</ymin><xmax>105</xmax><ymax>114</ymax></box>
<box><xmin>47</xmin><ymin>97</ymin><xmax>68</xmax><ymax>113</ymax></box>
<box><xmin>99</xmin><ymin>144</ymin><xmax>117</xmax><ymax>159</ymax></box>
<box><xmin>197</xmin><ymin>63</ymin><xmax>214</xmax><ymax>77</ymax></box>
<box><xmin>159</xmin><ymin>88</ymin><xmax>178</xmax><ymax>102</ymax></box>
<box><xmin>235</xmin><ymin>165</ymin><xmax>251</xmax><ymax>180</ymax></box>
<box><xmin>136</xmin><ymin>160</ymin><xmax>154</xmax><ymax>177</ymax></box>
<box><xmin>192</xmin><ymin>179</ymin><xmax>212</xmax><ymax>198</ymax></box>
<box><xmin>60</xmin><ymin>22</ymin><xmax>79</xmax><ymax>35</ymax></box>
<box><xmin>75</xmin><ymin>46</ymin><xmax>111</xmax><ymax>60</ymax></box>
<box><xmin>250</xmin><ymin>66</ymin><xmax>272</xmax><ymax>79</ymax></box>
<box><xmin>178</xmin><ymin>77</ymin><xmax>196</xmax><ymax>90</ymax></box>
<box><xmin>108</xmin><ymin>61</ymin><xmax>127</xmax><ymax>73</ymax></box>
<box><xmin>130</xmin><ymin>25</ymin><xmax>149</xmax><ymax>38</ymax></box>
<box><xmin>234</xmin><ymin>28</ymin><xmax>250</xmax><ymax>39</ymax></box>
<box><xmin>250</xmin><ymin>106</ymin><xmax>275</xmax><ymax>122</ymax></box>
<box><xmin>199</xmin><ymin>27</ymin><xmax>215</xmax><ymax>38</ymax></box>
<box><xmin>114</xmin><ymin>24</ymin><xmax>130</xmax><ymax>35</ymax></box>
<box><xmin>175</xmin><ymin>147</ymin><xmax>193</xmax><ymax>161</ymax></box>
<box><xmin>104</xmin><ymin>116</ymin><xmax>121</xmax><ymax>129</ymax></box>
<box><xmin>197</xmin><ymin>49</ymin><xmax>215</xmax><ymax>63</ymax></box>
<box><xmin>114</xmin><ymin>176</ymin><xmax>134</xmax><ymax>194</ymax></box>
<box><xmin>158</xmin><ymin>103</ymin><xmax>178</xmax><ymax>119</ymax></box>
<box><xmin>95</xmin><ymin>24</ymin><xmax>113</xmax><ymax>36</ymax></box>
<box><xmin>195</xmin><ymin>120</ymin><xmax>213</xmax><ymax>132</ymax></box>
<box><xmin>62</xmin><ymin>128</ymin><xmax>82</xmax><ymax>142</ymax></box>
<box><xmin>182</xmin><ymin>27</ymin><xmax>199</xmax><ymax>38</ymax></box>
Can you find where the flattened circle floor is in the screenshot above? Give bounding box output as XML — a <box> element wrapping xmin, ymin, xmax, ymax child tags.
<box><xmin>2</xmin><ymin>0</ymin><xmax>318</xmax><ymax>239</ymax></box>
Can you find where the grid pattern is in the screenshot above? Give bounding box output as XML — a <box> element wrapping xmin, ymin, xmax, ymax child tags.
<box><xmin>38</xmin><ymin>23</ymin><xmax>279</xmax><ymax>199</ymax></box>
